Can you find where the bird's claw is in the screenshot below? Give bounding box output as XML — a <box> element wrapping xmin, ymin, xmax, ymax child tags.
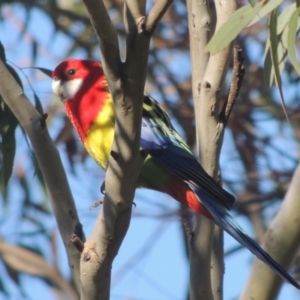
<box><xmin>90</xmin><ymin>199</ymin><xmax>103</xmax><ymax>210</ymax></box>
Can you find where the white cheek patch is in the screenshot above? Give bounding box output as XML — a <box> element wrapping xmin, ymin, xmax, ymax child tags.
<box><xmin>52</xmin><ymin>78</ymin><xmax>83</xmax><ymax>101</ymax></box>
<box><xmin>52</xmin><ymin>78</ymin><xmax>61</xmax><ymax>97</ymax></box>
<box><xmin>61</xmin><ymin>79</ymin><xmax>83</xmax><ymax>100</ymax></box>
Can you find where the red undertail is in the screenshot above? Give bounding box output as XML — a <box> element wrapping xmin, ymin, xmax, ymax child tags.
<box><xmin>163</xmin><ymin>175</ymin><xmax>212</xmax><ymax>219</ymax></box>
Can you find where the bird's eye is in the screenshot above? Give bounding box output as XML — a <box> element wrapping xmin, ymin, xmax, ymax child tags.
<box><xmin>68</xmin><ymin>69</ymin><xmax>76</xmax><ymax>76</ymax></box>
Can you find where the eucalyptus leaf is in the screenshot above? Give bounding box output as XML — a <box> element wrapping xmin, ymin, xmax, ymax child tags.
<box><xmin>0</xmin><ymin>41</ymin><xmax>6</xmax><ymax>61</ymax></box>
<box><xmin>277</xmin><ymin>3</ymin><xmax>296</xmax><ymax>34</ymax></box>
<box><xmin>29</xmin><ymin>67</ymin><xmax>53</xmax><ymax>78</ymax></box>
<box><xmin>32</xmin><ymin>39</ymin><xmax>38</xmax><ymax>66</ymax></box>
<box><xmin>264</xmin><ymin>49</ymin><xmax>273</xmax><ymax>87</ymax></box>
<box><xmin>205</xmin><ymin>2</ymin><xmax>263</xmax><ymax>55</ymax></box>
<box><xmin>287</xmin><ymin>8</ymin><xmax>300</xmax><ymax>77</ymax></box>
<box><xmin>247</xmin><ymin>0</ymin><xmax>256</xmax><ymax>8</ymax></box>
<box><xmin>33</xmin><ymin>91</ymin><xmax>44</xmax><ymax>115</ymax></box>
<box><xmin>248</xmin><ymin>0</ymin><xmax>283</xmax><ymax>27</ymax></box>
<box><xmin>264</xmin><ymin>40</ymin><xmax>287</xmax><ymax>88</ymax></box>
<box><xmin>269</xmin><ymin>9</ymin><xmax>289</xmax><ymax>120</ymax></box>
<box><xmin>0</xmin><ymin>129</ymin><xmax>16</xmax><ymax>191</ymax></box>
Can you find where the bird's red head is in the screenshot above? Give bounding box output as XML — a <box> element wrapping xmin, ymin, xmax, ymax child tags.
<box><xmin>52</xmin><ymin>59</ymin><xmax>106</xmax><ymax>102</ymax></box>
<box><xmin>52</xmin><ymin>59</ymin><xmax>110</xmax><ymax>142</ymax></box>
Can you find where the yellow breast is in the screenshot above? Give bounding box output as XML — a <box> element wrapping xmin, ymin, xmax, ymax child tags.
<box><xmin>83</xmin><ymin>100</ymin><xmax>115</xmax><ymax>169</ymax></box>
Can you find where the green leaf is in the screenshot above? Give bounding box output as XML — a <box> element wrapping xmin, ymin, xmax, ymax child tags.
<box><xmin>0</xmin><ymin>102</ymin><xmax>18</xmax><ymax>192</ymax></box>
<box><xmin>277</xmin><ymin>4</ymin><xmax>296</xmax><ymax>34</ymax></box>
<box><xmin>29</xmin><ymin>67</ymin><xmax>53</xmax><ymax>78</ymax></box>
<box><xmin>263</xmin><ymin>36</ymin><xmax>270</xmax><ymax>60</ymax></box>
<box><xmin>264</xmin><ymin>39</ymin><xmax>287</xmax><ymax>88</ymax></box>
<box><xmin>0</xmin><ymin>62</ymin><xmax>22</xmax><ymax>191</ymax></box>
<box><xmin>0</xmin><ymin>129</ymin><xmax>16</xmax><ymax>191</ymax></box>
<box><xmin>247</xmin><ymin>0</ymin><xmax>257</xmax><ymax>8</ymax></box>
<box><xmin>269</xmin><ymin>9</ymin><xmax>289</xmax><ymax>120</ymax></box>
<box><xmin>31</xmin><ymin>39</ymin><xmax>38</xmax><ymax>66</ymax></box>
<box><xmin>281</xmin><ymin>22</ymin><xmax>290</xmax><ymax>51</ymax></box>
<box><xmin>277</xmin><ymin>41</ymin><xmax>287</xmax><ymax>74</ymax></box>
<box><xmin>17</xmin><ymin>7</ymin><xmax>32</xmax><ymax>43</ymax></box>
<box><xmin>205</xmin><ymin>2</ymin><xmax>264</xmax><ymax>55</ymax></box>
<box><xmin>248</xmin><ymin>0</ymin><xmax>283</xmax><ymax>27</ymax></box>
<box><xmin>0</xmin><ymin>96</ymin><xmax>19</xmax><ymax>137</ymax></box>
<box><xmin>264</xmin><ymin>48</ymin><xmax>273</xmax><ymax>87</ymax></box>
<box><xmin>0</xmin><ymin>41</ymin><xmax>6</xmax><ymax>61</ymax></box>
<box><xmin>287</xmin><ymin>8</ymin><xmax>300</xmax><ymax>77</ymax></box>
<box><xmin>33</xmin><ymin>92</ymin><xmax>44</xmax><ymax>115</ymax></box>
<box><xmin>0</xmin><ymin>275</ymin><xmax>10</xmax><ymax>296</ymax></box>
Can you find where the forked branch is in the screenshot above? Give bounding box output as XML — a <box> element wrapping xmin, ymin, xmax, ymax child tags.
<box><xmin>79</xmin><ymin>1</ymin><xmax>173</xmax><ymax>299</ymax></box>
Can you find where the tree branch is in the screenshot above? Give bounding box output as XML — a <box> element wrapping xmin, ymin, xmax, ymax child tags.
<box><xmin>80</xmin><ymin>0</ymin><xmax>171</xmax><ymax>299</ymax></box>
<box><xmin>187</xmin><ymin>0</ymin><xmax>238</xmax><ymax>299</ymax></box>
<box><xmin>0</xmin><ymin>59</ymin><xmax>83</xmax><ymax>295</ymax></box>
<box><xmin>186</xmin><ymin>0</ymin><xmax>213</xmax><ymax>298</ymax></box>
<box><xmin>145</xmin><ymin>0</ymin><xmax>174</xmax><ymax>34</ymax></box>
<box><xmin>186</xmin><ymin>0</ymin><xmax>210</xmax><ymax>120</ymax></box>
<box><xmin>82</xmin><ymin>0</ymin><xmax>122</xmax><ymax>81</ymax></box>
<box><xmin>240</xmin><ymin>162</ymin><xmax>300</xmax><ymax>299</ymax></box>
<box><xmin>200</xmin><ymin>2</ymin><xmax>238</xmax><ymax>299</ymax></box>
<box><xmin>220</xmin><ymin>46</ymin><xmax>245</xmax><ymax>124</ymax></box>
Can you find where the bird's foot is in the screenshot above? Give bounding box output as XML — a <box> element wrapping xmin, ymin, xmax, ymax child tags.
<box><xmin>90</xmin><ymin>199</ymin><xmax>103</xmax><ymax>210</ymax></box>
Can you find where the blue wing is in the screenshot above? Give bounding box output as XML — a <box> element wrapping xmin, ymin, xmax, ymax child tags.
<box><xmin>141</xmin><ymin>95</ymin><xmax>235</xmax><ymax>209</ymax></box>
<box><xmin>140</xmin><ymin>94</ymin><xmax>300</xmax><ymax>289</ymax></box>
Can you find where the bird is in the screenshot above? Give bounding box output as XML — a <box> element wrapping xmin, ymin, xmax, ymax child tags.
<box><xmin>52</xmin><ymin>59</ymin><xmax>300</xmax><ymax>289</ymax></box>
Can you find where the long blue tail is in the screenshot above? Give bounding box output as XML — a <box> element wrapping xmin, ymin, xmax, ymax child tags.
<box><xmin>192</xmin><ymin>187</ymin><xmax>300</xmax><ymax>289</ymax></box>
<box><xmin>140</xmin><ymin>107</ymin><xmax>299</xmax><ymax>289</ymax></box>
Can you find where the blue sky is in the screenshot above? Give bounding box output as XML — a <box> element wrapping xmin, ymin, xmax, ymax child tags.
<box><xmin>0</xmin><ymin>3</ymin><xmax>299</xmax><ymax>300</ymax></box>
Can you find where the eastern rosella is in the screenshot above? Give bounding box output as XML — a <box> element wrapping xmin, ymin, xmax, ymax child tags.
<box><xmin>52</xmin><ymin>59</ymin><xmax>299</xmax><ymax>289</ymax></box>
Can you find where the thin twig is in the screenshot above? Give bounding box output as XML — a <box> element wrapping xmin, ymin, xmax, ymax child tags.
<box><xmin>82</xmin><ymin>0</ymin><xmax>121</xmax><ymax>80</ymax></box>
<box><xmin>221</xmin><ymin>46</ymin><xmax>245</xmax><ymax>124</ymax></box>
<box><xmin>145</xmin><ymin>0</ymin><xmax>174</xmax><ymax>34</ymax></box>
<box><xmin>70</xmin><ymin>234</ymin><xmax>84</xmax><ymax>253</ymax></box>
